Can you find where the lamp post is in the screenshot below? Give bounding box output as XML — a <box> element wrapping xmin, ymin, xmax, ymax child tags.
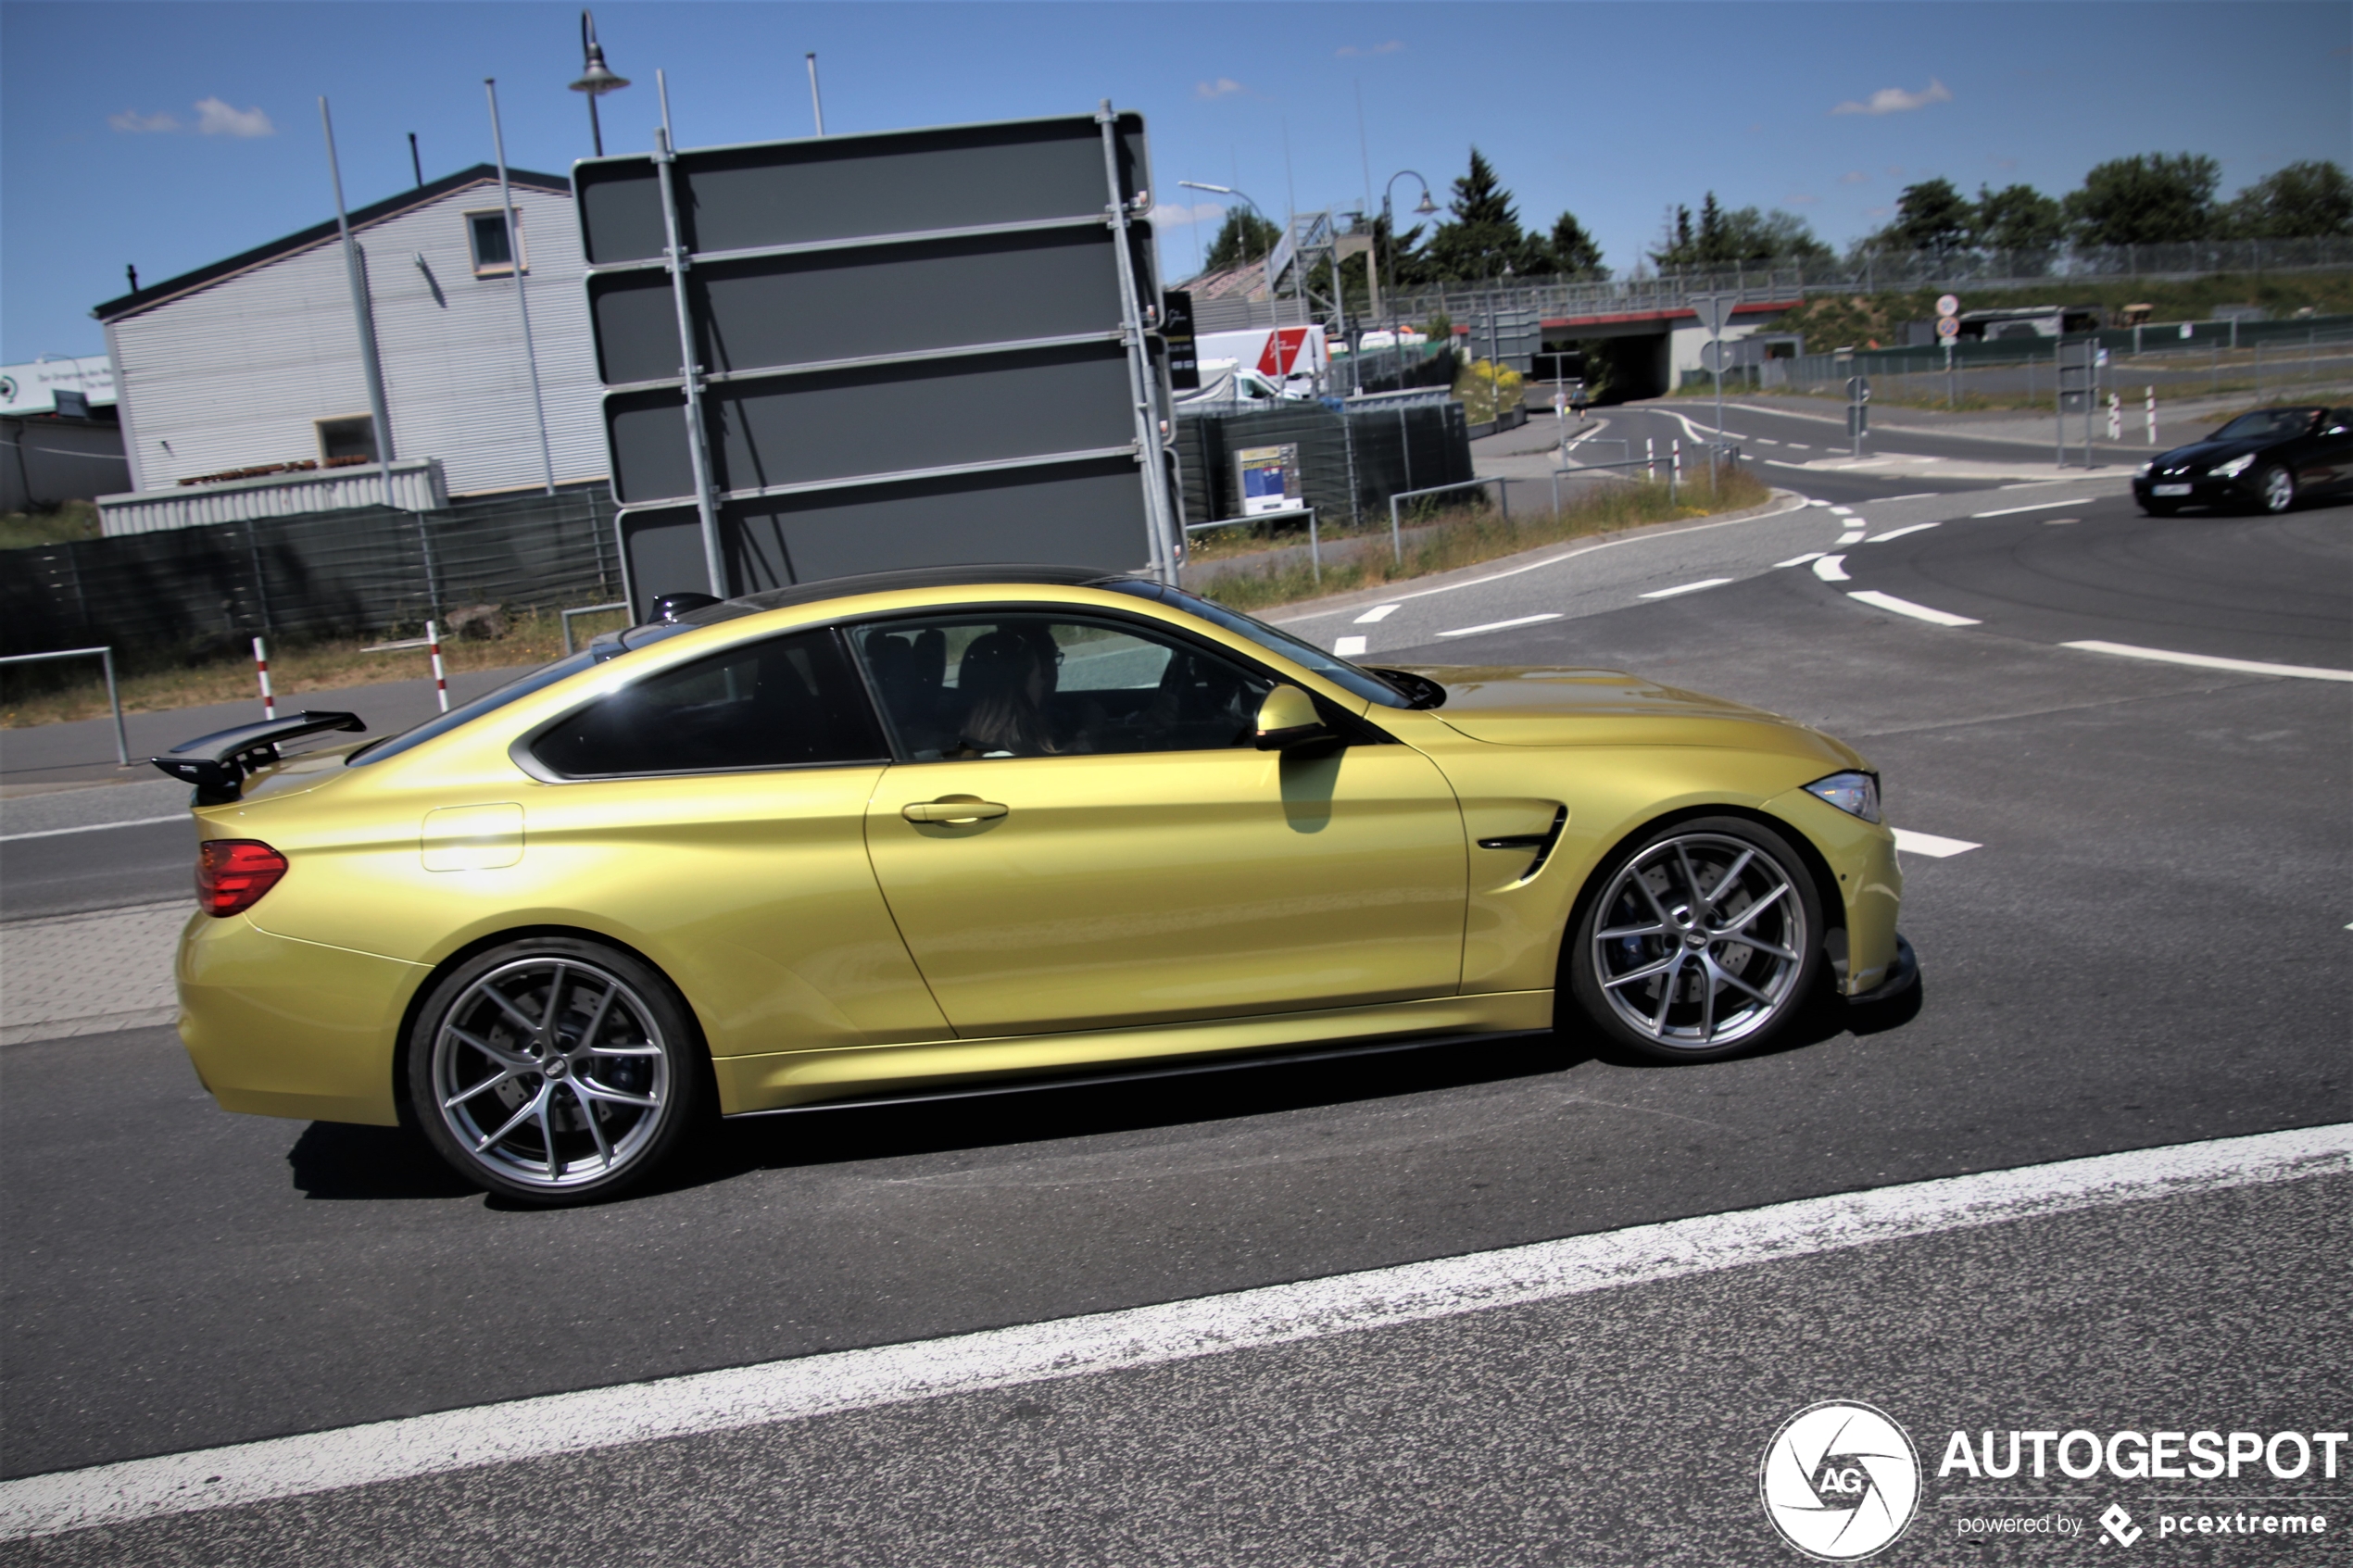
<box><xmin>569</xmin><ymin>10</ymin><xmax>629</xmax><ymax>157</ymax></box>
<box><xmin>1379</xmin><ymin>171</ymin><xmax>1439</xmax><ymax>367</ymax></box>
<box><xmin>1177</xmin><ymin>180</ymin><xmax>1275</xmax><ymax>283</ymax></box>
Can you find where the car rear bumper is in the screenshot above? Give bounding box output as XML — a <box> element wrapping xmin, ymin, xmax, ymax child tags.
<box><xmin>177</xmin><ymin>910</ymin><xmax>422</xmax><ymax>1125</ymax></box>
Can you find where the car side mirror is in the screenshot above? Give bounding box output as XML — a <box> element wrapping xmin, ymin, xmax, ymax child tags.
<box><xmin>1254</xmin><ymin>684</ymin><xmax>1335</xmax><ymax>750</ymax></box>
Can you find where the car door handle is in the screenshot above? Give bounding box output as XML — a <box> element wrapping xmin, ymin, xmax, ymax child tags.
<box><xmin>901</xmin><ymin>798</ymin><xmax>1009</xmax><ymax>824</ymax></box>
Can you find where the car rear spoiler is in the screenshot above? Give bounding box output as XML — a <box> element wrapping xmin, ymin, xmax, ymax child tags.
<box><xmin>151</xmin><ymin>711</ymin><xmax>366</xmax><ymax>804</ymax></box>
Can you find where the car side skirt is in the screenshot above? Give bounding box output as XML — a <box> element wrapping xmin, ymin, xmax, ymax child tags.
<box><xmin>712</xmin><ymin>990</ymin><xmax>1555</xmax><ymax>1115</ymax></box>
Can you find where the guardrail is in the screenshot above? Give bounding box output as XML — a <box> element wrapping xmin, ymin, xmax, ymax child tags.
<box><xmin>1184</xmin><ymin>508</ymin><xmax>1324</xmax><ymax>581</ymax></box>
<box><xmin>560</xmin><ymin>601</ymin><xmax>631</xmax><ymax>657</ymax></box>
<box><xmin>1551</xmin><ymin>442</ymin><xmax>1742</xmax><ymax>510</ymax></box>
<box><xmin>1</xmin><ymin>646</ymin><xmax>129</xmax><ymax>765</ymax></box>
<box><xmin>1388</xmin><ymin>479</ymin><xmax>1507</xmax><ymax>560</ymax></box>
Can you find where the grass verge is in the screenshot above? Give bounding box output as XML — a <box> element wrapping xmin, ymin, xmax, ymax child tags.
<box><xmin>1193</xmin><ymin>467</ymin><xmax>1775</xmax><ymax>617</ymax></box>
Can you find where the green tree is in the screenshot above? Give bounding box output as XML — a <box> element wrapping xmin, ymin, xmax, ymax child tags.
<box><xmin>1202</xmin><ymin>208</ymin><xmax>1281</xmax><ymax>272</ymax></box>
<box><xmin>1974</xmin><ymin>182</ymin><xmax>2067</xmax><ymax>253</ymax></box>
<box><xmin>1547</xmin><ymin>210</ymin><xmax>1607</xmax><ymax>277</ymax></box>
<box><xmin>1418</xmin><ymin>147</ymin><xmax>1547</xmax><ymax>282</ymax></box>
<box><xmin>1649</xmin><ymin>204</ymin><xmax>1698</xmax><ymax>269</ymax></box>
<box><xmin>2065</xmin><ymin>153</ymin><xmax>2221</xmax><ymax>245</ymax></box>
<box><xmin>2222</xmin><ymin>160</ymin><xmax>2353</xmax><ymax>239</ymax></box>
<box><xmin>1881</xmin><ymin>178</ymin><xmax>1974</xmax><ymax>255</ymax></box>
<box><xmin>1655</xmin><ymin>194</ymin><xmax>1828</xmax><ymax>267</ymax></box>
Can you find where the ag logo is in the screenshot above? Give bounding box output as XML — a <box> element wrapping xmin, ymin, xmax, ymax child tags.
<box><xmin>1760</xmin><ymin>1399</ymin><xmax>1920</xmax><ymax>1560</ymax></box>
<box><xmin>0</xmin><ymin>376</ymin><xmax>16</xmax><ymax>404</ymax></box>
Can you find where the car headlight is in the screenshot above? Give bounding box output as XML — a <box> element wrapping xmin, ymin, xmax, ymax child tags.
<box><xmin>2211</xmin><ymin>453</ymin><xmax>2255</xmax><ymax>479</ymax></box>
<box><xmin>1804</xmin><ymin>771</ymin><xmax>1881</xmax><ymax>823</ymax></box>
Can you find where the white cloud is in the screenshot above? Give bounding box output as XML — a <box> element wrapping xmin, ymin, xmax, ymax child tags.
<box><xmin>195</xmin><ymin>97</ymin><xmax>275</xmax><ymax>137</ymax></box>
<box><xmin>1839</xmin><ymin>169</ymin><xmax>1869</xmax><ymax>184</ymax></box>
<box><xmin>1785</xmin><ymin>193</ymin><xmax>1819</xmax><ymax>206</ymax></box>
<box><xmin>1336</xmin><ymin>41</ymin><xmax>1403</xmax><ymax>57</ymax></box>
<box><xmin>1831</xmin><ymin>79</ymin><xmax>1954</xmax><ymax>116</ymax></box>
<box><xmin>109</xmin><ymin>97</ymin><xmax>275</xmax><ymax>138</ymax></box>
<box><xmin>1195</xmin><ymin>78</ymin><xmax>1244</xmax><ymax>100</ymax></box>
<box><xmin>1148</xmin><ymin>200</ymin><xmax>1225</xmax><ymax>229</ymax></box>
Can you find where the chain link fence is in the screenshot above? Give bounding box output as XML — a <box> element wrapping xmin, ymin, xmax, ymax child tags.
<box><xmin>2</xmin><ymin>486</ymin><xmax>620</xmax><ymax>668</ymax></box>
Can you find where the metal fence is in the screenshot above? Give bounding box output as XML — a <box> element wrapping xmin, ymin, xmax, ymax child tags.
<box><xmin>2</xmin><ymin>485</ymin><xmax>620</xmax><ymax>667</ymax></box>
<box><xmin>1172</xmin><ymin>399</ymin><xmax>1472</xmax><ymax>534</ymax></box>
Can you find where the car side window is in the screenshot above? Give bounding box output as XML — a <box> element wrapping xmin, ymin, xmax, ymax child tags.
<box><xmin>855</xmin><ymin>614</ymin><xmax>1277</xmax><ymax>760</ymax></box>
<box><xmin>529</xmin><ymin>628</ymin><xmax>887</xmax><ymax>777</ymax></box>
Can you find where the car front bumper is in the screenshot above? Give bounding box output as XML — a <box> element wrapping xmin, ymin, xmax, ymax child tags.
<box><xmin>2133</xmin><ymin>474</ymin><xmax>2256</xmax><ymax>509</ymax></box>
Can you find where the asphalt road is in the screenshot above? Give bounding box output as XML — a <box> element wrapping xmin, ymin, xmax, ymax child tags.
<box><xmin>4</xmin><ymin>455</ymin><xmax>2347</xmax><ymax>1562</ymax></box>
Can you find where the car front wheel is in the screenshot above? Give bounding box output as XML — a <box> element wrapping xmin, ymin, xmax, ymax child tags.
<box><xmin>1566</xmin><ymin>817</ymin><xmax>1824</xmax><ymax>1063</ymax></box>
<box><xmin>408</xmin><ymin>937</ymin><xmax>706</xmax><ymax>1205</ymax></box>
<box><xmin>2257</xmin><ymin>464</ymin><xmax>2296</xmax><ymax>514</ymax></box>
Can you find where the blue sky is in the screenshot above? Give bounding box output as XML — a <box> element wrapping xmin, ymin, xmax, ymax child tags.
<box><xmin>4</xmin><ymin>1</ymin><xmax>2347</xmax><ymax>361</ymax></box>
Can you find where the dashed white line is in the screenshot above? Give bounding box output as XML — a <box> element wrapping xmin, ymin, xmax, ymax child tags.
<box><xmin>1847</xmin><ymin>590</ymin><xmax>1982</xmax><ymax>626</ymax></box>
<box><xmin>0</xmin><ymin>816</ymin><xmax>183</xmax><ymax>844</ymax></box>
<box><xmin>4</xmin><ymin>1125</ymin><xmax>2338</xmax><ymax>1542</ymax></box>
<box><xmin>1353</xmin><ymin>604</ymin><xmax>1401</xmax><ymax>624</ymax></box>
<box><xmin>1892</xmin><ymin>827</ymin><xmax>1982</xmax><ymax>858</ymax></box>
<box><xmin>1972</xmin><ymin>498</ymin><xmax>2082</xmax><ymax>517</ymax></box>
<box><xmin>1333</xmin><ymin>636</ymin><xmax>1368</xmax><ymax>657</ymax></box>
<box><xmin>1437</xmin><ymin>613</ymin><xmax>1564</xmax><ymax>638</ymax></box>
<box><xmin>1829</xmin><ymin>506</ymin><xmax>1854</xmax><ymax>515</ymax></box>
<box><xmin>2043</xmin><ymin>517</ymin><xmax>2082</xmax><ymax>525</ymax></box>
<box><xmin>2060</xmin><ymin>642</ymin><xmax>2353</xmax><ymax>683</ymax></box>
<box><xmin>1806</xmin><ymin>498</ymin><xmax>1831</xmax><ymax>508</ymax></box>
<box><xmin>1638</xmin><ymin>578</ymin><xmax>1732</xmax><ymax>599</ymax></box>
<box><xmin>1775</xmin><ymin>552</ymin><xmax>1825</xmax><ymax>569</ymax></box>
<box><xmin>1835</xmin><ymin>530</ymin><xmax>1867</xmax><ymax>546</ymax></box>
<box><xmin>1812</xmin><ymin>555</ymin><xmax>1852</xmax><ymax>583</ymax></box>
<box><xmin>1864</xmin><ymin>522</ymin><xmax>1940</xmax><ymax>543</ymax></box>
<box><xmin>1881</xmin><ymin>493</ymin><xmax>1939</xmax><ymax>502</ymax></box>
<box><xmin>1788</xmin><ymin>442</ymin><xmax>1811</xmax><ymax>450</ymax></box>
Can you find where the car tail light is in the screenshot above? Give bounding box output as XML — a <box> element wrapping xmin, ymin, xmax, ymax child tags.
<box><xmin>196</xmin><ymin>839</ymin><xmax>288</xmax><ymax>917</ymax></box>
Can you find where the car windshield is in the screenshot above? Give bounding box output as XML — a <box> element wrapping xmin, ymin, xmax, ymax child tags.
<box><xmin>346</xmin><ymin>621</ymin><xmax>703</xmax><ymax>766</ymax></box>
<box><xmin>1097</xmin><ymin>578</ymin><xmax>1418</xmax><ymax>709</ymax></box>
<box><xmin>2209</xmin><ymin>408</ymin><xmax>2319</xmax><ymax>443</ymax></box>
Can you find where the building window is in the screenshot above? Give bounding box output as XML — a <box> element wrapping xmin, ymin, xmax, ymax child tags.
<box><xmin>466</xmin><ymin>208</ymin><xmax>526</xmax><ymax>276</ymax></box>
<box><xmin>317</xmin><ymin>415</ymin><xmax>378</xmax><ymax>465</ymax></box>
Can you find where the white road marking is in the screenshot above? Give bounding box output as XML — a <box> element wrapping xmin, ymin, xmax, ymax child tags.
<box><xmin>1755</xmin><ymin>436</ymin><xmax>1779</xmax><ymax>445</ymax></box>
<box><xmin>1864</xmin><ymin>522</ymin><xmax>1940</xmax><ymax>543</ymax></box>
<box><xmin>2043</xmin><ymin>517</ymin><xmax>2081</xmax><ymax>525</ymax></box>
<box><xmin>1881</xmin><ymin>493</ymin><xmax>1938</xmax><ymax>501</ymax></box>
<box><xmin>1333</xmin><ymin>636</ymin><xmax>1368</xmax><ymax>657</ymax></box>
<box><xmin>1763</xmin><ymin>459</ymin><xmax>1815</xmax><ymax>470</ymax></box>
<box><xmin>0</xmin><ymin>816</ymin><xmax>183</xmax><ymax>844</ymax></box>
<box><xmin>1437</xmin><ymin>613</ymin><xmax>1563</xmax><ymax>638</ymax></box>
<box><xmin>1835</xmin><ymin>530</ymin><xmax>1866</xmax><ymax>546</ymax></box>
<box><xmin>1892</xmin><ymin>827</ymin><xmax>1982</xmax><ymax>858</ymax></box>
<box><xmin>1774</xmin><ymin>552</ymin><xmax>1825</xmax><ymax>569</ymax></box>
<box><xmin>1638</xmin><ymin>578</ymin><xmax>1732</xmax><ymax>599</ymax></box>
<box><xmin>1847</xmin><ymin>590</ymin><xmax>1982</xmax><ymax>626</ymax></box>
<box><xmin>2061</xmin><ymin>641</ymin><xmax>2353</xmax><ymax>683</ymax></box>
<box><xmin>1999</xmin><ymin>478</ymin><xmax>2078</xmax><ymax>489</ymax></box>
<box><xmin>1829</xmin><ymin>505</ymin><xmax>1854</xmax><ymax>515</ymax></box>
<box><xmin>1812</xmin><ymin>555</ymin><xmax>1851</xmax><ymax>583</ymax></box>
<box><xmin>4</xmin><ymin>1125</ymin><xmax>2339</xmax><ymax>1542</ymax></box>
<box><xmin>1972</xmin><ymin>498</ymin><xmax>2082</xmax><ymax>518</ymax></box>
<box><xmin>1788</xmin><ymin>442</ymin><xmax>1811</xmax><ymax>449</ymax></box>
<box><xmin>1353</xmin><ymin>604</ymin><xmax>1401</xmax><ymax>623</ymax></box>
<box><xmin>1806</xmin><ymin>498</ymin><xmax>1831</xmax><ymax>508</ymax></box>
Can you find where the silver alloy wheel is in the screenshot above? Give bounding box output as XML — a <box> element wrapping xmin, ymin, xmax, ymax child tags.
<box><xmin>428</xmin><ymin>956</ymin><xmax>672</xmax><ymax>1191</ymax></box>
<box><xmin>1589</xmin><ymin>832</ymin><xmax>1810</xmax><ymax>1050</ymax></box>
<box><xmin>2260</xmin><ymin>465</ymin><xmax>2296</xmax><ymax>513</ymax></box>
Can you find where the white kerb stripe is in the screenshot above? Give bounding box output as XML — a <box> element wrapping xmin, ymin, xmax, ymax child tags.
<box><xmin>2061</xmin><ymin>641</ymin><xmax>2353</xmax><ymax>684</ymax></box>
<box><xmin>1333</xmin><ymin>636</ymin><xmax>1368</xmax><ymax>657</ymax></box>
<box><xmin>1638</xmin><ymin>578</ymin><xmax>1731</xmax><ymax>599</ymax></box>
<box><xmin>0</xmin><ymin>816</ymin><xmax>184</xmax><ymax>844</ymax></box>
<box><xmin>1891</xmin><ymin>827</ymin><xmax>1982</xmax><ymax>858</ymax></box>
<box><xmin>1</xmin><ymin>1125</ymin><xmax>2341</xmax><ymax>1541</ymax></box>
<box><xmin>1812</xmin><ymin>555</ymin><xmax>1851</xmax><ymax>583</ymax></box>
<box><xmin>1437</xmin><ymin>613</ymin><xmax>1562</xmax><ymax>638</ymax></box>
<box><xmin>1847</xmin><ymin>590</ymin><xmax>1982</xmax><ymax>627</ymax></box>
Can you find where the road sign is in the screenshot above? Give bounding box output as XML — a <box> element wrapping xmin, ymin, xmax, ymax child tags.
<box><xmin>1700</xmin><ymin>340</ymin><xmax>1733</xmax><ymax>373</ymax></box>
<box><xmin>1845</xmin><ymin>375</ymin><xmax>1871</xmax><ymax>403</ymax></box>
<box><xmin>1935</xmin><ymin>294</ymin><xmax>1960</xmax><ymax>319</ymax></box>
<box><xmin>1688</xmin><ymin>294</ymin><xmax>1737</xmax><ymax>334</ymax></box>
<box><xmin>1846</xmin><ymin>404</ymin><xmax>1869</xmax><ymax>436</ymax></box>
<box><xmin>1936</xmin><ymin>316</ymin><xmax>1960</xmax><ymax>340</ymax></box>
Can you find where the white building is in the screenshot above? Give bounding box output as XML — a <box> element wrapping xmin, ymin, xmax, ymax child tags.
<box><xmin>91</xmin><ymin>164</ymin><xmax>604</xmax><ymax>535</ymax></box>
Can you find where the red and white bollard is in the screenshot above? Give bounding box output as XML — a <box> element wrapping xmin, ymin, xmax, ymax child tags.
<box><xmin>2145</xmin><ymin>386</ymin><xmax>2158</xmax><ymax>446</ymax></box>
<box><xmin>252</xmin><ymin>636</ymin><xmax>274</xmax><ymax>720</ymax></box>
<box><xmin>427</xmin><ymin>621</ymin><xmax>449</xmax><ymax>713</ymax></box>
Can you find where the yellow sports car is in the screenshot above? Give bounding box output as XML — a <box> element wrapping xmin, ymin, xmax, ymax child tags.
<box><xmin>156</xmin><ymin>566</ymin><xmax>1911</xmax><ymax>1204</ymax></box>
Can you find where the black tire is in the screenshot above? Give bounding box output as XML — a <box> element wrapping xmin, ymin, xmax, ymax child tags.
<box><xmin>2139</xmin><ymin>500</ymin><xmax>2179</xmax><ymax>517</ymax></box>
<box><xmin>2256</xmin><ymin>464</ymin><xmax>2296</xmax><ymax>514</ymax></box>
<box><xmin>407</xmin><ymin>936</ymin><xmax>707</xmax><ymax>1205</ymax></box>
<box><xmin>1565</xmin><ymin>815</ymin><xmax>1825</xmax><ymax>1064</ymax></box>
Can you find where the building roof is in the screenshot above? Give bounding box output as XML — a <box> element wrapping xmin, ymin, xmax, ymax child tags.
<box><xmin>92</xmin><ymin>163</ymin><xmax>571</xmax><ymax>323</ymax></box>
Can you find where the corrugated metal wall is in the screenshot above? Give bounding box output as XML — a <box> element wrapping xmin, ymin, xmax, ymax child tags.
<box><xmin>1174</xmin><ymin>401</ymin><xmax>1470</xmax><ymax>528</ymax></box>
<box><xmin>107</xmin><ymin>181</ymin><xmax>605</xmax><ymax>501</ymax></box>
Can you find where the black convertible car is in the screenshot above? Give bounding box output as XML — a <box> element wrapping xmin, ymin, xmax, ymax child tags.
<box><xmin>2134</xmin><ymin>404</ymin><xmax>2353</xmax><ymax>515</ymax></box>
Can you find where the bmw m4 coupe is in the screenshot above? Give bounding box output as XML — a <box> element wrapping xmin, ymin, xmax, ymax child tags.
<box><xmin>156</xmin><ymin>566</ymin><xmax>1913</xmax><ymax>1204</ymax></box>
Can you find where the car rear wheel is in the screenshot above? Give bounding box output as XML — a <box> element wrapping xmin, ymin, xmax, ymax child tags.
<box><xmin>2257</xmin><ymin>464</ymin><xmax>2296</xmax><ymax>513</ymax></box>
<box><xmin>1565</xmin><ymin>817</ymin><xmax>1824</xmax><ymax>1063</ymax></box>
<box><xmin>408</xmin><ymin>937</ymin><xmax>706</xmax><ymax>1205</ymax></box>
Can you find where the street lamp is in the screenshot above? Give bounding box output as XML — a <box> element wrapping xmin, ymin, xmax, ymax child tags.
<box><xmin>570</xmin><ymin>10</ymin><xmax>629</xmax><ymax>157</ymax></box>
<box><xmin>1378</xmin><ymin>171</ymin><xmax>1439</xmax><ymax>376</ymax></box>
<box><xmin>1177</xmin><ymin>181</ymin><xmax>1276</xmax><ymax>285</ymax></box>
